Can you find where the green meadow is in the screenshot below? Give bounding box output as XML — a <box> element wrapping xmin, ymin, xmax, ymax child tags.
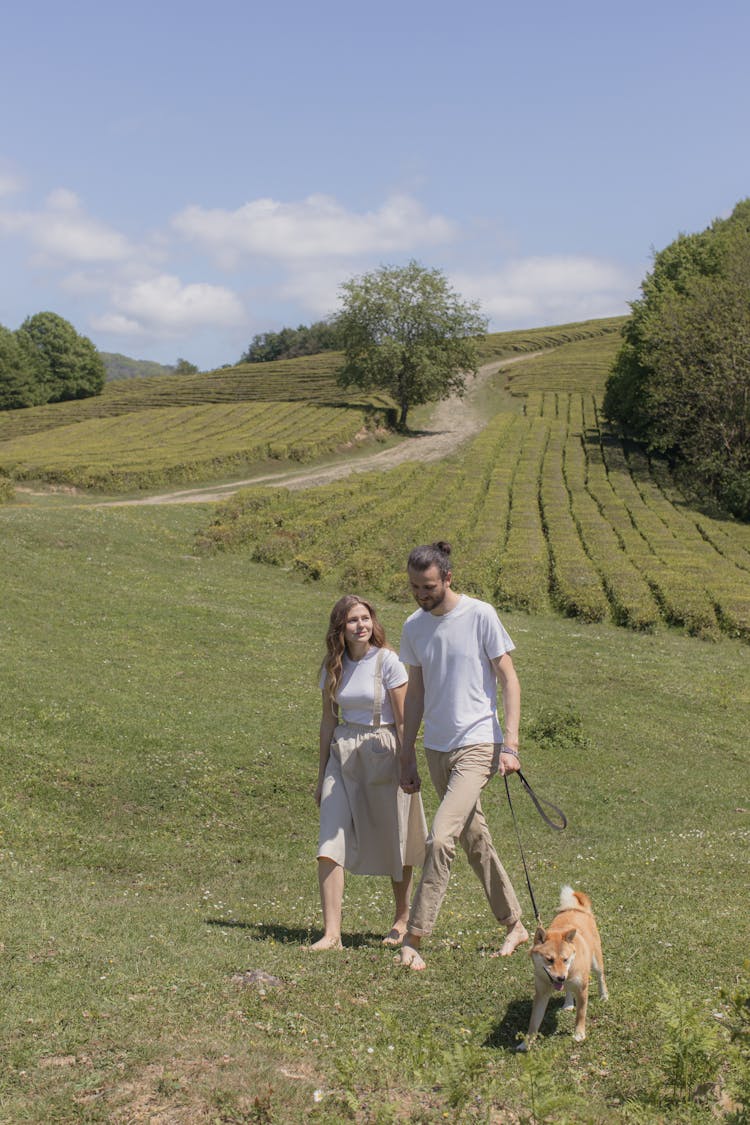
<box><xmin>1</xmin><ymin>322</ymin><xmax>749</xmax><ymax>1122</ymax></box>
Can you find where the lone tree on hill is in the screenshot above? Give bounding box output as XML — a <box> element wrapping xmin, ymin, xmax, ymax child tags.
<box><xmin>174</xmin><ymin>357</ymin><xmax>200</xmax><ymax>376</ymax></box>
<box><xmin>335</xmin><ymin>261</ymin><xmax>487</xmax><ymax>429</ymax></box>
<box><xmin>604</xmin><ymin>199</ymin><xmax>750</xmax><ymax>519</ymax></box>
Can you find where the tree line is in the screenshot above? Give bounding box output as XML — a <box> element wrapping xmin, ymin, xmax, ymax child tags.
<box><xmin>604</xmin><ymin>198</ymin><xmax>750</xmax><ymax>520</ymax></box>
<box><xmin>0</xmin><ymin>312</ymin><xmax>105</xmax><ymax>410</ymax></box>
<box><xmin>240</xmin><ymin>319</ymin><xmax>344</xmax><ymax>363</ymax></box>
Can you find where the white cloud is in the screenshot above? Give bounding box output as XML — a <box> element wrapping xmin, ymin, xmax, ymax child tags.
<box><xmin>0</xmin><ymin>170</ymin><xmax>637</xmax><ymax>367</ymax></box>
<box><xmin>172</xmin><ymin>192</ymin><xmax>456</xmax><ymax>267</ymax></box>
<box><xmin>94</xmin><ymin>273</ymin><xmax>245</xmax><ymax>337</ymax></box>
<box><xmin>0</xmin><ymin>170</ymin><xmax>24</xmax><ymax>198</ymax></box>
<box><xmin>90</xmin><ymin>312</ymin><xmax>146</xmax><ymax>336</ymax></box>
<box><xmin>276</xmin><ymin>264</ymin><xmax>347</xmax><ymax>318</ymax></box>
<box><xmin>452</xmin><ymin>256</ymin><xmax>634</xmax><ymax>328</ymax></box>
<box><xmin>0</xmin><ymin>189</ymin><xmax>132</xmax><ymax>263</ymax></box>
<box><xmin>46</xmin><ymin>188</ymin><xmax>80</xmax><ymax>211</ymax></box>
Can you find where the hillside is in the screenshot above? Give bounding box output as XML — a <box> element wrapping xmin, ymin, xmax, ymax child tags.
<box><xmin>4</xmin><ymin>314</ymin><xmax>749</xmax><ymax>640</ymax></box>
<box><xmin>0</xmin><ymin>319</ymin><xmax>624</xmax><ymax>446</ymax></box>
<box><xmin>100</xmin><ymin>352</ymin><xmax>178</xmax><ymax>381</ymax></box>
<box><xmin>0</xmin><ymin>350</ymin><xmax>359</xmax><ymax>444</ymax></box>
<box><xmin>0</xmin><ymin>348</ymin><xmax>399</xmax><ymax>490</ymax></box>
<box><xmin>0</xmin><ymin>402</ymin><xmax>379</xmax><ymax>492</ymax></box>
<box><xmin>195</xmin><ymin>322</ymin><xmax>750</xmax><ymax>643</ymax></box>
<box><xmin>0</xmin><ymin>320</ymin><xmax>622</xmax><ymax>492</ymax></box>
<box><xmin>476</xmin><ymin>314</ymin><xmax>626</xmax><ymax>363</ymax></box>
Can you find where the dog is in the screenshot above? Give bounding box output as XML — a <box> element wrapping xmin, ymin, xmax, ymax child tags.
<box><xmin>516</xmin><ymin>885</ymin><xmax>608</xmax><ymax>1050</ymax></box>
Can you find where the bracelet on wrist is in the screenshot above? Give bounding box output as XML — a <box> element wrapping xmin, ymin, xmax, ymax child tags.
<box><xmin>501</xmin><ymin>744</ymin><xmax>519</xmax><ymax>758</ymax></box>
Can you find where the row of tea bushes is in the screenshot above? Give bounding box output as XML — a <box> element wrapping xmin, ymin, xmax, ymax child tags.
<box><xmin>199</xmin><ymin>393</ymin><xmax>750</xmax><ymax>641</ymax></box>
<box><xmin>0</xmin><ymin>402</ymin><xmax>371</xmax><ymax>492</ymax></box>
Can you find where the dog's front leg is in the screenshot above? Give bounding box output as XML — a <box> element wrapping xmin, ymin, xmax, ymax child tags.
<box><xmin>517</xmin><ymin>992</ymin><xmax>551</xmax><ymax>1051</ymax></box>
<box><xmin>572</xmin><ymin>982</ymin><xmax>588</xmax><ymax>1042</ymax></box>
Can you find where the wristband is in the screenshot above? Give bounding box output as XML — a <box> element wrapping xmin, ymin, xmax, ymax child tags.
<box><xmin>501</xmin><ymin>744</ymin><xmax>519</xmax><ymax>759</ymax></box>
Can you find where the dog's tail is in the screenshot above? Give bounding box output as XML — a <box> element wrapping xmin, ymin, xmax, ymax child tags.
<box><xmin>560</xmin><ymin>884</ymin><xmax>592</xmax><ymax>912</ymax></box>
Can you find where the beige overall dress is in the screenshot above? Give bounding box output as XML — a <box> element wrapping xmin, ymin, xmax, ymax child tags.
<box><xmin>317</xmin><ymin>649</ymin><xmax>427</xmax><ymax>879</ymax></box>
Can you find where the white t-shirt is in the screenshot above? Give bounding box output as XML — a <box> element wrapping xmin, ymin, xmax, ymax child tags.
<box><xmin>319</xmin><ymin>647</ymin><xmax>408</xmax><ymax>725</ymax></box>
<box><xmin>399</xmin><ymin>594</ymin><xmax>515</xmax><ymax>751</ymax></box>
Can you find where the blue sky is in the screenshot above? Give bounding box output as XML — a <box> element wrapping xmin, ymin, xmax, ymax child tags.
<box><xmin>1</xmin><ymin>0</ymin><xmax>749</xmax><ymax>369</ymax></box>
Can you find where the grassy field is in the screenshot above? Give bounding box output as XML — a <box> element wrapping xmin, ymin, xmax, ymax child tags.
<box><xmin>1</xmin><ymin>500</ymin><xmax>748</xmax><ymax>1123</ymax></box>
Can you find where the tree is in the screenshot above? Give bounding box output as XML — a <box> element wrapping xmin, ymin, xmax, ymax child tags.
<box><xmin>335</xmin><ymin>261</ymin><xmax>487</xmax><ymax>429</ymax></box>
<box><xmin>603</xmin><ymin>200</ymin><xmax>750</xmax><ymax>519</ymax></box>
<box><xmin>174</xmin><ymin>357</ymin><xmax>200</xmax><ymax>376</ymax></box>
<box><xmin>16</xmin><ymin>312</ymin><xmax>105</xmax><ymax>404</ymax></box>
<box><xmin>240</xmin><ymin>319</ymin><xmax>342</xmax><ymax>363</ymax></box>
<box><xmin>0</xmin><ymin>324</ymin><xmax>40</xmax><ymax>410</ymax></box>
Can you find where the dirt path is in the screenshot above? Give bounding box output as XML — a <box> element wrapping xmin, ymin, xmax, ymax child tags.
<box><xmin>97</xmin><ymin>353</ymin><xmax>540</xmax><ymax>506</ymax></box>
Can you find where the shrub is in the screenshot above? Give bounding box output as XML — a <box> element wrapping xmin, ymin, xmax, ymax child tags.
<box><xmin>527</xmin><ymin>706</ymin><xmax>590</xmax><ymax>751</ymax></box>
<box><xmin>0</xmin><ymin>474</ymin><xmax>14</xmax><ymax>504</ymax></box>
<box><xmin>720</xmin><ymin>962</ymin><xmax>750</xmax><ymax>1121</ymax></box>
<box><xmin>292</xmin><ymin>555</ymin><xmax>325</xmax><ymax>581</ymax></box>
<box><xmin>655</xmin><ymin>985</ymin><xmax>721</xmax><ymax>1105</ymax></box>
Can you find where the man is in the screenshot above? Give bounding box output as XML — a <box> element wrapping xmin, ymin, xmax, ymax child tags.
<box><xmin>397</xmin><ymin>541</ymin><xmax>528</xmax><ymax>970</ymax></box>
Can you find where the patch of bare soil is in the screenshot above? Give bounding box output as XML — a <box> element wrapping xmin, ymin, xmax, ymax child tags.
<box><xmin>98</xmin><ymin>354</ymin><xmax>541</xmax><ymax>507</ymax></box>
<box><xmin>85</xmin><ymin>1045</ymin><xmax>322</xmax><ymax>1124</ymax></box>
<box><xmin>16</xmin><ymin>483</ymin><xmax>82</xmax><ymax>497</ymax></box>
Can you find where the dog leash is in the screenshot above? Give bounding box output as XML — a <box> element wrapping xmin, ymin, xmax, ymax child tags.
<box><xmin>504</xmin><ymin>769</ymin><xmax>567</xmax><ymax>925</ymax></box>
<box><xmin>512</xmin><ymin>769</ymin><xmax>567</xmax><ymax>832</ymax></box>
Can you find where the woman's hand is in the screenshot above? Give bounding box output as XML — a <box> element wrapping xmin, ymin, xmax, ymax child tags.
<box><xmin>400</xmin><ymin>753</ymin><xmax>421</xmax><ymax>794</ymax></box>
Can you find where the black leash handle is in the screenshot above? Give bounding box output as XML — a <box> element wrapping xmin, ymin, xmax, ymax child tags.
<box><xmin>515</xmin><ymin>768</ymin><xmax>567</xmax><ymax>831</ymax></box>
<box><xmin>503</xmin><ymin>769</ymin><xmax>567</xmax><ymax>925</ymax></box>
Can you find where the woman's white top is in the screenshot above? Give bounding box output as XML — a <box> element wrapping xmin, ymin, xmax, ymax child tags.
<box><xmin>320</xmin><ymin>647</ymin><xmax>408</xmax><ymax>725</ymax></box>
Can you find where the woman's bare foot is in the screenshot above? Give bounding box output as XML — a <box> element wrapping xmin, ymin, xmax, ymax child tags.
<box><xmin>309</xmin><ymin>935</ymin><xmax>343</xmax><ymax>951</ymax></box>
<box><xmin>396</xmin><ymin>939</ymin><xmax>426</xmax><ymax>970</ymax></box>
<box><xmin>490</xmin><ymin>920</ymin><xmax>529</xmax><ymax>957</ymax></box>
<box><xmin>382</xmin><ymin>923</ymin><xmax>407</xmax><ymax>947</ymax></box>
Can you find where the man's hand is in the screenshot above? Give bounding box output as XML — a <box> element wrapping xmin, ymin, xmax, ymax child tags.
<box><xmin>498</xmin><ymin>746</ymin><xmax>521</xmax><ymax>777</ymax></box>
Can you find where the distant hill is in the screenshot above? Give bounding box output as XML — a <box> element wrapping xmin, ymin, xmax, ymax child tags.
<box><xmin>100</xmin><ymin>352</ymin><xmax>177</xmax><ymax>381</ymax></box>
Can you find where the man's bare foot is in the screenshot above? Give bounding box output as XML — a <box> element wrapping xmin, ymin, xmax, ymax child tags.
<box><xmin>490</xmin><ymin>920</ymin><xmax>529</xmax><ymax>958</ymax></box>
<box><xmin>396</xmin><ymin>940</ymin><xmax>426</xmax><ymax>971</ymax></box>
<box><xmin>382</xmin><ymin>924</ymin><xmax>407</xmax><ymax>947</ymax></box>
<box><xmin>309</xmin><ymin>935</ymin><xmax>343</xmax><ymax>951</ymax></box>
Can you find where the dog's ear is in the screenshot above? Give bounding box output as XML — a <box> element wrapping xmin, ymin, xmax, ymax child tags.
<box><xmin>532</xmin><ymin>926</ymin><xmax>546</xmax><ymax>947</ymax></box>
<box><xmin>563</xmin><ymin>928</ymin><xmax>577</xmax><ymax>943</ymax></box>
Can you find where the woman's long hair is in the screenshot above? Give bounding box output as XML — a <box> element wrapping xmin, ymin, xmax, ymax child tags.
<box><xmin>321</xmin><ymin>594</ymin><xmax>388</xmax><ymax>714</ymax></box>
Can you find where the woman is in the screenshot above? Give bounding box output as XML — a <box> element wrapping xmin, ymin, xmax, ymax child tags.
<box><xmin>312</xmin><ymin>594</ymin><xmax>427</xmax><ymax>950</ymax></box>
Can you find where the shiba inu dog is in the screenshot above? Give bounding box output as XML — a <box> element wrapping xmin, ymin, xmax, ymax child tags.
<box><xmin>517</xmin><ymin>885</ymin><xmax>607</xmax><ymax>1050</ymax></box>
